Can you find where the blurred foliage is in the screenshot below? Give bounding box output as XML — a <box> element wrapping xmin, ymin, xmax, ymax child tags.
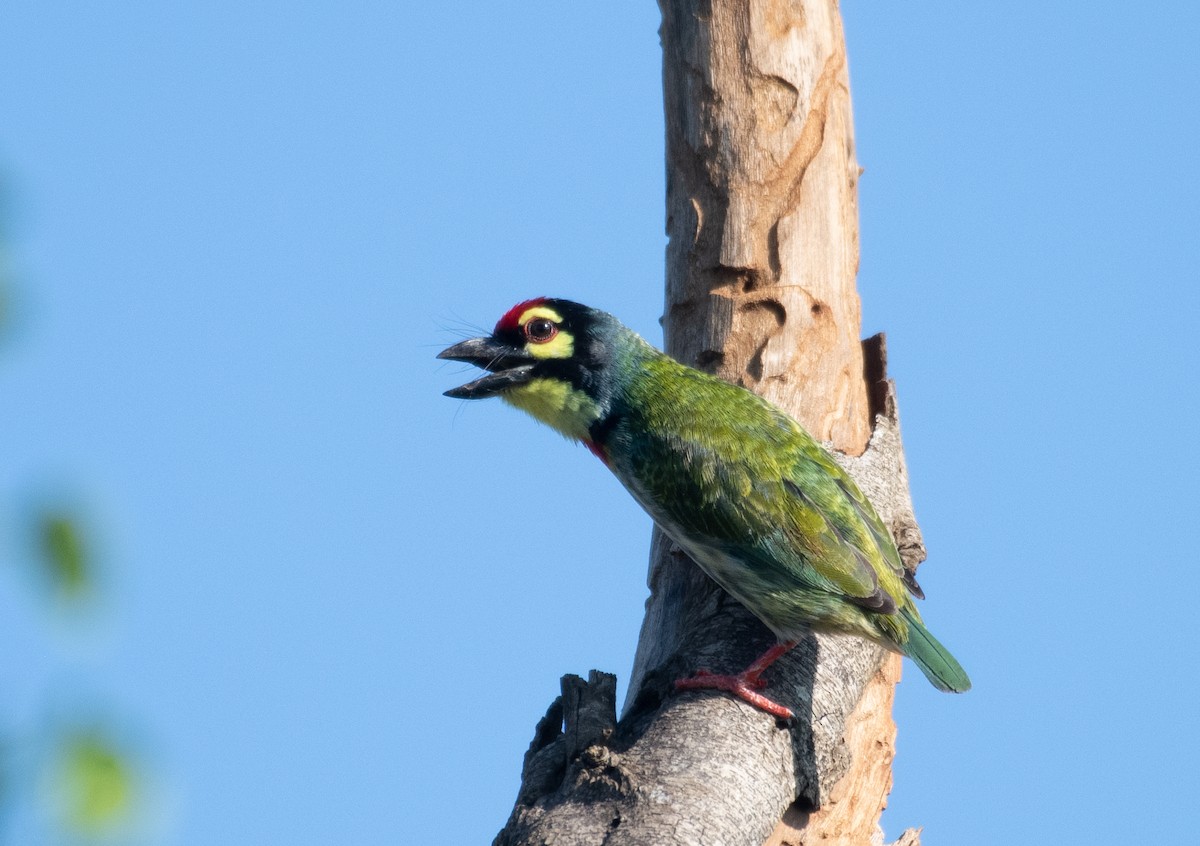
<box><xmin>6</xmin><ymin>506</ymin><xmax>147</xmax><ymax>845</ymax></box>
<box><xmin>39</xmin><ymin>512</ymin><xmax>94</xmax><ymax>603</ymax></box>
<box><xmin>0</xmin><ymin>176</ymin><xmax>11</xmax><ymax>339</ymax></box>
<box><xmin>1</xmin><ymin>169</ymin><xmax>151</xmax><ymax>843</ymax></box>
<box><xmin>0</xmin><ymin>254</ymin><xmax>9</xmax><ymax>336</ymax></box>
<box><xmin>50</xmin><ymin>731</ymin><xmax>136</xmax><ymax>837</ymax></box>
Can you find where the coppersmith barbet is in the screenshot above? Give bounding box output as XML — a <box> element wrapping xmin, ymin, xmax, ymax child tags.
<box><xmin>439</xmin><ymin>298</ymin><xmax>970</xmax><ymax>717</ymax></box>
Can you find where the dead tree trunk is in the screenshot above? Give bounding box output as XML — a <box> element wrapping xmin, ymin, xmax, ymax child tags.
<box><xmin>495</xmin><ymin>2</ymin><xmax>928</xmax><ymax>844</ymax></box>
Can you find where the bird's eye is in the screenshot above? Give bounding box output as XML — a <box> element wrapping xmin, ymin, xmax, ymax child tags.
<box><xmin>524</xmin><ymin>318</ymin><xmax>558</xmax><ymax>343</ymax></box>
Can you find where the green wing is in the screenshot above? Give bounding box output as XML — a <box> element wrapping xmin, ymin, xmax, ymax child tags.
<box><xmin>618</xmin><ymin>359</ymin><xmax>912</xmax><ymax>616</ymax></box>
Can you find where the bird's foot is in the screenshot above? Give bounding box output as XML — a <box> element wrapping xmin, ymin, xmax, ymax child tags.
<box><xmin>673</xmin><ymin>641</ymin><xmax>798</xmax><ymax>720</ymax></box>
<box><xmin>674</xmin><ymin>670</ymin><xmax>793</xmax><ymax>718</ymax></box>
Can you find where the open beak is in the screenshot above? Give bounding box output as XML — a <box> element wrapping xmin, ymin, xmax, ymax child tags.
<box><xmin>437</xmin><ymin>336</ymin><xmax>536</xmax><ymax>399</ymax></box>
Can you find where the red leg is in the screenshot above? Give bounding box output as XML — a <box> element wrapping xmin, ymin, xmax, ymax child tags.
<box><xmin>674</xmin><ymin>640</ymin><xmax>798</xmax><ymax>719</ymax></box>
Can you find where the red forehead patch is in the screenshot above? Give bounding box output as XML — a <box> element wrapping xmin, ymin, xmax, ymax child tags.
<box><xmin>495</xmin><ymin>297</ymin><xmax>550</xmax><ymax>334</ymax></box>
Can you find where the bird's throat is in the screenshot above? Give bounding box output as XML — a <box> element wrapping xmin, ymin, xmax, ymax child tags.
<box><xmin>502</xmin><ymin>378</ymin><xmax>602</xmax><ymax>443</ymax></box>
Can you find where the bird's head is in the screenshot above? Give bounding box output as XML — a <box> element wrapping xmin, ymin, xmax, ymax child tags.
<box><xmin>438</xmin><ymin>298</ymin><xmax>630</xmax><ymax>443</ymax></box>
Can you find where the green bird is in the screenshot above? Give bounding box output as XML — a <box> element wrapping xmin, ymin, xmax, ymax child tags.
<box><xmin>439</xmin><ymin>298</ymin><xmax>970</xmax><ymax>718</ymax></box>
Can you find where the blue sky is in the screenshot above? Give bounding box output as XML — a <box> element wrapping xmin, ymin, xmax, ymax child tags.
<box><xmin>1</xmin><ymin>2</ymin><xmax>1198</xmax><ymax>843</ymax></box>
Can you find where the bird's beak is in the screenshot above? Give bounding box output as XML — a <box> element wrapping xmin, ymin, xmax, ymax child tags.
<box><xmin>437</xmin><ymin>336</ymin><xmax>536</xmax><ymax>399</ymax></box>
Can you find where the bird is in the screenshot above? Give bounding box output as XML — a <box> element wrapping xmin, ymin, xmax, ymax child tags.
<box><xmin>438</xmin><ymin>297</ymin><xmax>970</xmax><ymax>718</ymax></box>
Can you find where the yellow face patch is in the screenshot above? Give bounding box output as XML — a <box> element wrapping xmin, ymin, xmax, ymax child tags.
<box><xmin>502</xmin><ymin>378</ymin><xmax>601</xmax><ymax>442</ymax></box>
<box><xmin>517</xmin><ymin>306</ymin><xmax>575</xmax><ymax>360</ymax></box>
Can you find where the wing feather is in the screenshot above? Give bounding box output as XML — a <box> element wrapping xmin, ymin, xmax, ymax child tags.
<box><xmin>613</xmin><ymin>363</ymin><xmax>909</xmax><ymax>616</ymax></box>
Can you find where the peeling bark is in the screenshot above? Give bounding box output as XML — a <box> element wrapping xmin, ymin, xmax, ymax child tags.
<box><xmin>495</xmin><ymin>2</ymin><xmax>928</xmax><ymax>844</ymax></box>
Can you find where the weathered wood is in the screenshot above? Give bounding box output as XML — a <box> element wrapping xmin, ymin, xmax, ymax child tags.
<box><xmin>638</xmin><ymin>0</ymin><xmax>902</xmax><ymax>841</ymax></box>
<box><xmin>762</xmin><ymin>655</ymin><xmax>911</xmax><ymax>846</ymax></box>
<box><xmin>494</xmin><ymin>2</ymin><xmax>927</xmax><ymax>843</ymax></box>
<box><xmin>657</xmin><ymin>0</ymin><xmax>869</xmax><ymax>451</ymax></box>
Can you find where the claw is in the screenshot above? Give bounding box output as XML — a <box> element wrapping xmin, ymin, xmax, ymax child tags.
<box><xmin>674</xmin><ymin>672</ymin><xmax>794</xmax><ymax>719</ymax></box>
<box><xmin>672</xmin><ymin>640</ymin><xmax>799</xmax><ymax>720</ymax></box>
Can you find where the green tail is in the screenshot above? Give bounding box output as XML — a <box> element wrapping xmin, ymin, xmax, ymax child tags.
<box><xmin>901</xmin><ymin>609</ymin><xmax>972</xmax><ymax>693</ymax></box>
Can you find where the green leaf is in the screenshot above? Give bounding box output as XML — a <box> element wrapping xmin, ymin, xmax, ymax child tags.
<box><xmin>39</xmin><ymin>513</ymin><xmax>93</xmax><ymax>600</ymax></box>
<box><xmin>52</xmin><ymin>731</ymin><xmax>135</xmax><ymax>836</ymax></box>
